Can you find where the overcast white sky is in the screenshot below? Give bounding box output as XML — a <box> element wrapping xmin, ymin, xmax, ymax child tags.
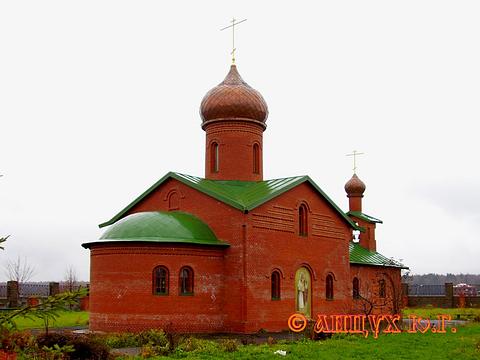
<box><xmin>1</xmin><ymin>1</ymin><xmax>479</xmax><ymax>281</ymax></box>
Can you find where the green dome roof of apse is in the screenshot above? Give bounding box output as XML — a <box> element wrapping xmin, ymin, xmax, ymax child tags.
<box><xmin>82</xmin><ymin>211</ymin><xmax>229</xmax><ymax>248</ymax></box>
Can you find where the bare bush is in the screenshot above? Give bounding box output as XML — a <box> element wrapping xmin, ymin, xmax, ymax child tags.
<box><xmin>64</xmin><ymin>265</ymin><xmax>78</xmax><ymax>292</ymax></box>
<box><xmin>4</xmin><ymin>256</ymin><xmax>35</xmax><ymax>283</ymax></box>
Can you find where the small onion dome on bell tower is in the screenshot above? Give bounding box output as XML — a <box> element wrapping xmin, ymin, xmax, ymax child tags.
<box><xmin>344</xmin><ymin>173</ymin><xmax>366</xmax><ymax>197</ymax></box>
<box><xmin>345</xmin><ymin>174</ymin><xmax>366</xmax><ymax>212</ymax></box>
<box><xmin>200</xmin><ymin>65</ymin><xmax>268</xmax><ymax>130</ymax></box>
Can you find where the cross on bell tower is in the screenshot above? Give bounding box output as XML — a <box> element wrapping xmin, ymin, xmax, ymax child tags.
<box><xmin>200</xmin><ymin>19</ymin><xmax>268</xmax><ymax>181</ymax></box>
<box><xmin>220</xmin><ymin>18</ymin><xmax>247</xmax><ymax>64</ymax></box>
<box><xmin>346</xmin><ymin>150</ymin><xmax>364</xmax><ymax>174</ymax></box>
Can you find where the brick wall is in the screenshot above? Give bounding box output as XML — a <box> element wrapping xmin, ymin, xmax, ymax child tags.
<box><xmin>350</xmin><ymin>265</ymin><xmax>402</xmax><ymax>314</ymax></box>
<box><xmin>243</xmin><ymin>183</ymin><xmax>354</xmax><ymax>332</ymax></box>
<box><xmin>126</xmin><ymin>178</ymin><xmax>249</xmax><ymax>332</ymax></box>
<box><xmin>88</xmin><ymin>178</ymin><xmax>403</xmax><ymax>333</ymax></box>
<box><xmin>89</xmin><ymin>244</ymin><xmax>226</xmax><ymax>333</ymax></box>
<box><xmin>204</xmin><ymin>121</ymin><xmax>264</xmax><ymax>181</ymax></box>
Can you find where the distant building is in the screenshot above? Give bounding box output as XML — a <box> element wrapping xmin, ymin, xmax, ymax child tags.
<box><xmin>83</xmin><ymin>64</ymin><xmax>407</xmax><ymax>333</ymax></box>
<box><xmin>454</xmin><ymin>283</ymin><xmax>477</xmax><ymax>296</ymax></box>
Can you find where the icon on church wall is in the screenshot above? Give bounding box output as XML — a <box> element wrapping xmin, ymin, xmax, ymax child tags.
<box><xmin>295</xmin><ymin>267</ymin><xmax>311</xmax><ymax>318</ymax></box>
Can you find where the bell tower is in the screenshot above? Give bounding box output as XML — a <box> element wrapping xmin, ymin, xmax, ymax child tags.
<box><xmin>200</xmin><ymin>65</ymin><xmax>268</xmax><ymax>181</ymax></box>
<box><xmin>345</xmin><ymin>173</ymin><xmax>379</xmax><ymax>251</ymax></box>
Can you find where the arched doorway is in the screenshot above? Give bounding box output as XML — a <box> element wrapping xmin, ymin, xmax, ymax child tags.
<box><xmin>295</xmin><ymin>267</ymin><xmax>312</xmax><ymax>318</ymax></box>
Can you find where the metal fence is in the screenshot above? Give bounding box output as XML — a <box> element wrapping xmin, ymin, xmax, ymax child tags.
<box><xmin>408</xmin><ymin>284</ymin><xmax>480</xmax><ymax>296</ymax></box>
<box><xmin>0</xmin><ymin>282</ymin><xmax>89</xmax><ymax>298</ymax></box>
<box><xmin>408</xmin><ymin>284</ymin><xmax>445</xmax><ymax>296</ymax></box>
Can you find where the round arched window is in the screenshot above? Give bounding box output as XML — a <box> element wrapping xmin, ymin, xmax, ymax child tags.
<box><xmin>153</xmin><ymin>266</ymin><xmax>169</xmax><ymax>295</ymax></box>
<box><xmin>271</xmin><ymin>271</ymin><xmax>281</xmax><ymax>300</ymax></box>
<box><xmin>326</xmin><ymin>274</ymin><xmax>334</xmax><ymax>300</ymax></box>
<box><xmin>179</xmin><ymin>266</ymin><xmax>194</xmax><ymax>295</ymax></box>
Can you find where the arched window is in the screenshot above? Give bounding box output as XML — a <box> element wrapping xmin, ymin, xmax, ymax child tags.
<box><xmin>179</xmin><ymin>266</ymin><xmax>194</xmax><ymax>295</ymax></box>
<box><xmin>253</xmin><ymin>143</ymin><xmax>260</xmax><ymax>174</ymax></box>
<box><xmin>379</xmin><ymin>279</ymin><xmax>386</xmax><ymax>298</ymax></box>
<box><xmin>271</xmin><ymin>271</ymin><xmax>281</xmax><ymax>300</ymax></box>
<box><xmin>168</xmin><ymin>191</ymin><xmax>179</xmax><ymax>210</ymax></box>
<box><xmin>299</xmin><ymin>204</ymin><xmax>308</xmax><ymax>236</ymax></box>
<box><xmin>210</xmin><ymin>142</ymin><xmax>219</xmax><ymax>173</ymax></box>
<box><xmin>326</xmin><ymin>274</ymin><xmax>334</xmax><ymax>300</ymax></box>
<box><xmin>153</xmin><ymin>266</ymin><xmax>169</xmax><ymax>295</ymax></box>
<box><xmin>353</xmin><ymin>277</ymin><xmax>360</xmax><ymax>299</ymax></box>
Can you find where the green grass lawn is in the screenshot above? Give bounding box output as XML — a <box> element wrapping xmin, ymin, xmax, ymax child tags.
<box><xmin>7</xmin><ymin>308</ymin><xmax>480</xmax><ymax>359</ymax></box>
<box><xmin>403</xmin><ymin>307</ymin><xmax>480</xmax><ymax>321</ymax></box>
<box><xmin>12</xmin><ymin>310</ymin><xmax>89</xmax><ymax>330</ymax></box>
<box><xmin>129</xmin><ymin>323</ymin><xmax>480</xmax><ymax>359</ymax></box>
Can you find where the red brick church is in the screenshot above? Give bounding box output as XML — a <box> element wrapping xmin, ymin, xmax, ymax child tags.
<box><xmin>83</xmin><ymin>64</ymin><xmax>407</xmax><ymax>333</ymax></box>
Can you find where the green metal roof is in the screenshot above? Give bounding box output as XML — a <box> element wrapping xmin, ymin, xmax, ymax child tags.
<box><xmin>99</xmin><ymin>172</ymin><xmax>360</xmax><ymax>230</ymax></box>
<box><xmin>349</xmin><ymin>242</ymin><xmax>407</xmax><ymax>268</ymax></box>
<box><xmin>348</xmin><ymin>211</ymin><xmax>383</xmax><ymax>224</ymax></box>
<box><xmin>83</xmin><ymin>211</ymin><xmax>229</xmax><ymax>248</ymax></box>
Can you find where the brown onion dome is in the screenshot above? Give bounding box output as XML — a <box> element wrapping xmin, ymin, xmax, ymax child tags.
<box><xmin>200</xmin><ymin>65</ymin><xmax>268</xmax><ymax>129</ymax></box>
<box><xmin>345</xmin><ymin>174</ymin><xmax>366</xmax><ymax>196</ymax></box>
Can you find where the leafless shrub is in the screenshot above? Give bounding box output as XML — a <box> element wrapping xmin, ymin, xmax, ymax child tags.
<box><xmin>4</xmin><ymin>256</ymin><xmax>35</xmax><ymax>283</ymax></box>
<box><xmin>64</xmin><ymin>265</ymin><xmax>78</xmax><ymax>292</ymax></box>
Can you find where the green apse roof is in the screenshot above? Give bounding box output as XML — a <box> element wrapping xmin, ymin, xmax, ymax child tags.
<box><xmin>349</xmin><ymin>242</ymin><xmax>407</xmax><ymax>268</ymax></box>
<box><xmin>82</xmin><ymin>211</ymin><xmax>229</xmax><ymax>248</ymax></box>
<box><xmin>347</xmin><ymin>211</ymin><xmax>383</xmax><ymax>224</ymax></box>
<box><xmin>99</xmin><ymin>172</ymin><xmax>360</xmax><ymax>230</ymax></box>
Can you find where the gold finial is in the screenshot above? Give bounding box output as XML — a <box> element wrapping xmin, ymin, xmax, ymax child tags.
<box><xmin>346</xmin><ymin>150</ymin><xmax>365</xmax><ymax>174</ymax></box>
<box><xmin>220</xmin><ymin>18</ymin><xmax>247</xmax><ymax>64</ymax></box>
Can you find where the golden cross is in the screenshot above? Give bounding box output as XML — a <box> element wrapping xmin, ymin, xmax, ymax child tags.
<box><xmin>346</xmin><ymin>150</ymin><xmax>364</xmax><ymax>174</ymax></box>
<box><xmin>220</xmin><ymin>18</ymin><xmax>247</xmax><ymax>64</ymax></box>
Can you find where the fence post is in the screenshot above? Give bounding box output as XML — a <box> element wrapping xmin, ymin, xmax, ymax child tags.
<box><xmin>401</xmin><ymin>283</ymin><xmax>409</xmax><ymax>308</ymax></box>
<box><xmin>445</xmin><ymin>282</ymin><xmax>454</xmax><ymax>308</ymax></box>
<box><xmin>49</xmin><ymin>282</ymin><xmax>60</xmax><ymax>296</ymax></box>
<box><xmin>6</xmin><ymin>281</ymin><xmax>19</xmax><ymax>308</ymax></box>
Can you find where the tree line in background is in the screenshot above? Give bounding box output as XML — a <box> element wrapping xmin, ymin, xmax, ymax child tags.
<box><xmin>403</xmin><ymin>273</ymin><xmax>480</xmax><ymax>285</ymax></box>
